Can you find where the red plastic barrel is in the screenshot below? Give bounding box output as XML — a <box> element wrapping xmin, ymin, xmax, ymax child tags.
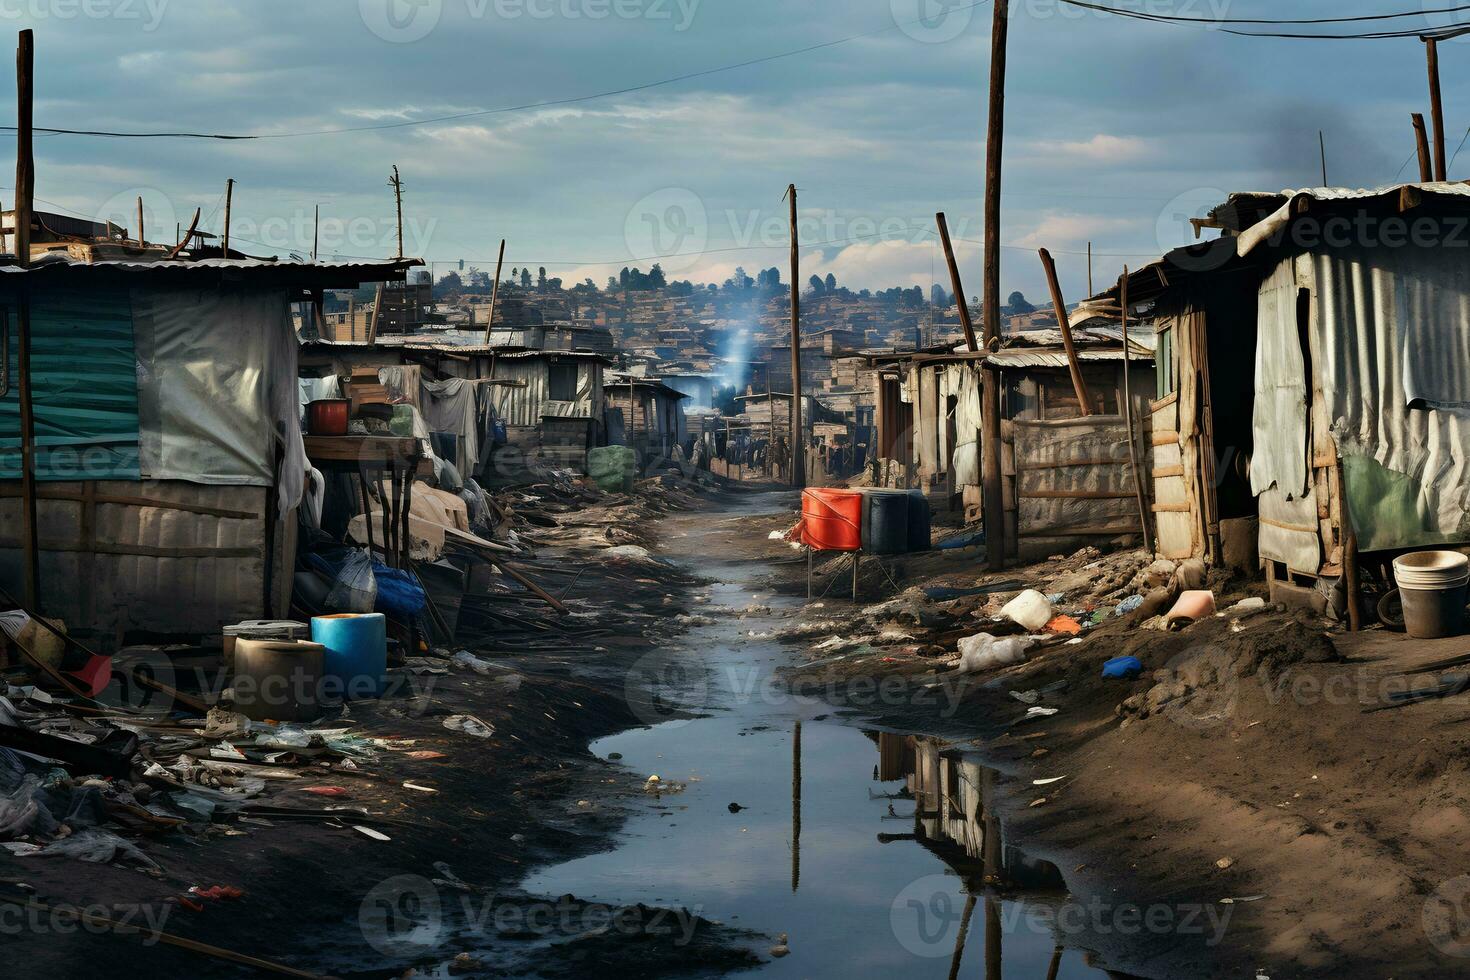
<box><xmin>801</xmin><ymin>488</ymin><xmax>863</xmax><ymax>552</ymax></box>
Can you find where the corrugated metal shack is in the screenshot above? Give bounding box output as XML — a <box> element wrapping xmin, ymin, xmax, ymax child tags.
<box><xmin>859</xmin><ymin>327</ymin><xmax>1155</xmax><ymax>562</ymax></box>
<box><xmin>0</xmin><ymin>256</ymin><xmax>414</xmax><ymax>649</ymax></box>
<box><xmin>1105</xmin><ymin>182</ymin><xmax>1470</xmax><ymax>614</ymax></box>
<box><xmin>605</xmin><ymin>376</ymin><xmax>688</xmax><ymax>467</ymax></box>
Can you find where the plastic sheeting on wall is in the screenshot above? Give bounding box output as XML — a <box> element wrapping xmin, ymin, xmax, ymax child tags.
<box><xmin>131</xmin><ymin>287</ymin><xmax>306</xmax><ymax>516</ymax></box>
<box><xmin>0</xmin><ymin>289</ymin><xmax>141</xmax><ymax>481</ymax></box>
<box><xmin>1250</xmin><ymin>260</ymin><xmax>1311</xmax><ymax>501</ymax></box>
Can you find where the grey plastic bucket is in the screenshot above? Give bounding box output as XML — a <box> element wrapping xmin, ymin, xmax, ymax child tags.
<box><xmin>1393</xmin><ymin>551</ymin><xmax>1470</xmax><ymax>639</ymax></box>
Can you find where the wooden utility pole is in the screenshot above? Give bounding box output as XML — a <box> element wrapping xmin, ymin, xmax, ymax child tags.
<box><xmin>1120</xmin><ymin>267</ymin><xmax>1153</xmax><ymax>555</ymax></box>
<box><xmin>1086</xmin><ymin>241</ymin><xmax>1093</xmax><ymax>296</ymax></box>
<box><xmin>1038</xmin><ymin>248</ymin><xmax>1092</xmax><ymax>415</ymax></box>
<box><xmin>221</xmin><ymin>178</ymin><xmax>234</xmax><ymax>256</ymax></box>
<box><xmin>483</xmin><ymin>238</ymin><xmax>506</xmax><ymax>346</ymax></box>
<box><xmin>1425</xmin><ymin>37</ymin><xmax>1448</xmax><ymax>181</ymax></box>
<box><xmin>935</xmin><ymin>212</ymin><xmax>978</xmax><ymax>352</ymax></box>
<box><xmin>1413</xmin><ymin>112</ymin><xmax>1434</xmax><ymax>181</ymax></box>
<box><xmin>787</xmin><ymin>184</ymin><xmax>804</xmax><ymax>488</ymax></box>
<box><xmin>136</xmin><ymin>196</ymin><xmax>145</xmax><ymax>247</ymax></box>
<box><xmin>312</xmin><ymin>204</ymin><xmax>319</xmax><ymax>262</ymax></box>
<box><xmin>980</xmin><ymin>0</ymin><xmax>1009</xmax><ymax>570</ymax></box>
<box><xmin>1318</xmin><ymin>130</ymin><xmax>1328</xmax><ymax>186</ymax></box>
<box><xmin>14</xmin><ymin>28</ymin><xmax>37</xmax><ymax>609</ymax></box>
<box><xmin>388</xmin><ymin>166</ymin><xmax>405</xmax><ymax>259</ymax></box>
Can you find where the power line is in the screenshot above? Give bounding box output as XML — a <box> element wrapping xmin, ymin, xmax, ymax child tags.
<box><xmin>1055</xmin><ymin>0</ymin><xmax>1470</xmax><ymax>39</ymax></box>
<box><xmin>0</xmin><ymin>1</ymin><xmax>992</xmax><ymax>142</ymax></box>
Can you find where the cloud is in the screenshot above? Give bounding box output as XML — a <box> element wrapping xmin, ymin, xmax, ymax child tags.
<box><xmin>1023</xmin><ymin>134</ymin><xmax>1151</xmax><ymax>165</ymax></box>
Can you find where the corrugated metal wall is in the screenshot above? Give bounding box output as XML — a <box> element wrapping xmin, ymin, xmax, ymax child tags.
<box><xmin>489</xmin><ymin>357</ymin><xmax>603</xmax><ymax>427</ymax></box>
<box><xmin>0</xmin><ymin>289</ymin><xmax>141</xmax><ymax>480</ymax></box>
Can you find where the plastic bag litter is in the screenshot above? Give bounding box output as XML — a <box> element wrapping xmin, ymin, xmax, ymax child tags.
<box><xmin>325</xmin><ymin>548</ymin><xmax>377</xmax><ymax>613</ymax></box>
<box><xmin>1114</xmin><ymin>594</ymin><xmax>1144</xmax><ymax>617</ymax></box>
<box><xmin>0</xmin><ymin>774</ymin><xmax>59</xmax><ymax>838</ymax></box>
<box><xmin>27</xmin><ymin>828</ymin><xmax>160</xmax><ymax>870</ymax></box>
<box><xmin>604</xmin><ymin>545</ymin><xmax>663</xmax><ymax>563</ymax></box>
<box><xmin>956</xmin><ymin>633</ymin><xmax>1035</xmax><ymax>673</ymax></box>
<box><xmin>443</xmin><ymin>715</ymin><xmax>495</xmax><ymax>738</ymax></box>
<box><xmin>1000</xmin><ymin>590</ymin><xmax>1054</xmax><ymax>632</ymax></box>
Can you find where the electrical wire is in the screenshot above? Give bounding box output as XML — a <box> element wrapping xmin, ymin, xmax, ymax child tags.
<box><xmin>0</xmin><ymin>1</ymin><xmax>992</xmax><ymax>141</ymax></box>
<box><xmin>1053</xmin><ymin>0</ymin><xmax>1470</xmax><ymax>39</ymax></box>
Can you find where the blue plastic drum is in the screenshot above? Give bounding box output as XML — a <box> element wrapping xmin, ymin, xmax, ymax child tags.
<box><xmin>311</xmin><ymin>613</ymin><xmax>388</xmax><ymax>700</ymax></box>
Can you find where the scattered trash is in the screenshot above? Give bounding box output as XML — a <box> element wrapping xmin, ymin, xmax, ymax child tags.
<box><xmin>1022</xmin><ymin>707</ymin><xmax>1059</xmax><ymax>720</ymax></box>
<box><xmin>1046</xmin><ymin>614</ymin><xmax>1083</xmax><ymax>636</ymax></box>
<box><xmin>1220</xmin><ymin>895</ymin><xmax>1266</xmax><ymax>904</ymax></box>
<box><xmin>402</xmin><ymin>782</ymin><xmax>438</xmax><ymax>794</ymax></box>
<box><xmin>1216</xmin><ymin>856</ymin><xmax>1236</xmax><ymax>870</ymax></box>
<box><xmin>1114</xmin><ymin>594</ymin><xmax>1144</xmax><ymax>616</ymax></box>
<box><xmin>1166</xmin><ymin>591</ymin><xmax>1217</xmax><ymax>624</ymax></box>
<box><xmin>1102</xmin><ymin>656</ymin><xmax>1144</xmax><ymax>680</ymax></box>
<box><xmin>188</xmin><ymin>885</ymin><xmax>244</xmax><ymax>901</ymax></box>
<box><xmin>443</xmin><ymin>715</ymin><xmax>496</xmax><ymax>738</ymax></box>
<box><xmin>1001</xmin><ymin>590</ymin><xmax>1054</xmax><ymax>631</ymax></box>
<box><xmin>354</xmin><ymin>826</ymin><xmax>391</xmax><ymax>841</ymax></box>
<box><xmin>302</xmin><ymin>786</ymin><xmax>349</xmax><ymax>797</ymax></box>
<box><xmin>405</xmin><ymin>750</ymin><xmax>447</xmax><ymax>760</ymax></box>
<box><xmin>1033</xmin><ymin>776</ymin><xmax>1067</xmax><ymax>786</ymax></box>
<box><xmin>956</xmin><ymin>633</ymin><xmax>1035</xmax><ymax>673</ymax></box>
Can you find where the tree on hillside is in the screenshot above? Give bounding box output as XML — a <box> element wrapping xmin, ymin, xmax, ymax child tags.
<box><xmin>538</xmin><ymin>267</ymin><xmax>547</xmax><ymax>292</ymax></box>
<box><xmin>520</xmin><ymin>268</ymin><xmax>532</xmax><ymax>289</ymax></box>
<box><xmin>1007</xmin><ymin>290</ymin><xmax>1035</xmax><ymax>314</ymax></box>
<box><xmin>824</xmin><ymin>273</ymin><xmax>837</xmax><ymax>292</ymax></box>
<box><xmin>439</xmin><ymin>270</ymin><xmax>463</xmax><ymax>293</ymax></box>
<box><xmin>808</xmin><ymin>274</ymin><xmax>825</xmax><ymax>294</ymax></box>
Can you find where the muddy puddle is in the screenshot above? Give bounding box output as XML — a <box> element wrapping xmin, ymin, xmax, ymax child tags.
<box><xmin>515</xmin><ymin>550</ymin><xmax>1125</xmax><ymax>978</ymax></box>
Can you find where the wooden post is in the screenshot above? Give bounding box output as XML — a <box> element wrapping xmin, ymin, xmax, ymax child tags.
<box><xmin>1086</xmin><ymin>241</ymin><xmax>1093</xmax><ymax>296</ymax></box>
<box><xmin>1413</xmin><ymin>112</ymin><xmax>1434</xmax><ymax>182</ymax></box>
<box><xmin>1038</xmin><ymin>247</ymin><xmax>1092</xmax><ymax>415</ymax></box>
<box><xmin>1426</xmin><ymin>37</ymin><xmax>1448</xmax><ymax>181</ymax></box>
<box><xmin>136</xmin><ymin>196</ymin><xmax>145</xmax><ymax>247</ymax></box>
<box><xmin>787</xmin><ymin>184</ymin><xmax>804</xmax><ymax>488</ymax></box>
<box><xmin>1119</xmin><ymin>267</ymin><xmax>1153</xmax><ymax>555</ymax></box>
<box><xmin>367</xmin><ymin>283</ymin><xmax>383</xmax><ymax>344</ymax></box>
<box><xmin>312</xmin><ymin>204</ymin><xmax>319</xmax><ymax>262</ymax></box>
<box><xmin>936</xmin><ymin>212</ymin><xmax>978</xmax><ymax>352</ymax></box>
<box><xmin>14</xmin><ymin>28</ymin><xmax>37</xmax><ymax>609</ymax></box>
<box><xmin>221</xmin><ymin>178</ymin><xmax>234</xmax><ymax>256</ymax></box>
<box><xmin>791</xmin><ymin>720</ymin><xmax>801</xmax><ymax>892</ymax></box>
<box><xmin>1318</xmin><ymin>130</ymin><xmax>1328</xmax><ymax>187</ymax></box>
<box><xmin>388</xmin><ymin>166</ymin><xmax>404</xmax><ymax>259</ymax></box>
<box><xmin>483</xmin><ymin>238</ymin><xmax>505</xmax><ymax>346</ymax></box>
<box><xmin>980</xmin><ymin>0</ymin><xmax>1009</xmax><ymax>570</ymax></box>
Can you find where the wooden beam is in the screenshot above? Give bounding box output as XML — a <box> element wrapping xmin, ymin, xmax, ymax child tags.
<box><xmin>221</xmin><ymin>177</ymin><xmax>234</xmax><ymax>255</ymax></box>
<box><xmin>1412</xmin><ymin>112</ymin><xmax>1433</xmax><ymax>182</ymax></box>
<box><xmin>483</xmin><ymin>238</ymin><xmax>505</xmax><ymax>346</ymax></box>
<box><xmin>980</xmin><ymin>0</ymin><xmax>1009</xmax><ymax>570</ymax></box>
<box><xmin>14</xmin><ymin>29</ymin><xmax>37</xmax><ymax>611</ymax></box>
<box><xmin>1038</xmin><ymin>247</ymin><xmax>1092</xmax><ymax>416</ymax></box>
<box><xmin>936</xmin><ymin>211</ymin><xmax>977</xmax><ymax>352</ymax></box>
<box><xmin>788</xmin><ymin>183</ymin><xmax>804</xmax><ymax>488</ymax></box>
<box><xmin>1120</xmin><ymin>268</ymin><xmax>1154</xmax><ymax>555</ymax></box>
<box><xmin>1426</xmin><ymin>37</ymin><xmax>1448</xmax><ymax>181</ymax></box>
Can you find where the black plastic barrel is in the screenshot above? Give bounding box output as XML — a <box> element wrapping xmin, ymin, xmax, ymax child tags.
<box><xmin>906</xmin><ymin>490</ymin><xmax>932</xmax><ymax>552</ymax></box>
<box><xmin>862</xmin><ymin>489</ymin><xmax>910</xmax><ymax>555</ymax></box>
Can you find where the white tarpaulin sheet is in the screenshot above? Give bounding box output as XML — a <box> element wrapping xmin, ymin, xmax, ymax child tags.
<box><xmin>1310</xmin><ymin>245</ymin><xmax>1470</xmax><ymax>542</ymax></box>
<box><xmin>1251</xmin><ymin>260</ymin><xmax>1311</xmax><ymax>501</ymax></box>
<box><xmin>132</xmin><ymin>288</ymin><xmax>306</xmax><ymax>515</ymax></box>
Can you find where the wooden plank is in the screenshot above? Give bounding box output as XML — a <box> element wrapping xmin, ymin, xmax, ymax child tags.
<box><xmin>1151</xmin><ymin>431</ymin><xmax>1179</xmax><ymax>447</ymax></box>
<box><xmin>1149</xmin><ymin>392</ymin><xmax>1179</xmax><ymax>412</ymax></box>
<box><xmin>1019</xmin><ymin>490</ymin><xmax>1135</xmax><ymax>501</ymax></box>
<box><xmin>1151</xmin><ymin>465</ymin><xmax>1185</xmax><ymax>479</ymax></box>
<box><xmin>1016</xmin><ymin>458</ymin><xmax>1125</xmax><ymax>472</ymax></box>
<box><xmin>0</xmin><ymin>486</ymin><xmax>260</xmax><ymax>520</ymax></box>
<box><xmin>0</xmin><ymin>539</ymin><xmax>259</xmax><ymax>559</ymax></box>
<box><xmin>1152</xmin><ymin>502</ymin><xmax>1192</xmax><ymax>513</ymax></box>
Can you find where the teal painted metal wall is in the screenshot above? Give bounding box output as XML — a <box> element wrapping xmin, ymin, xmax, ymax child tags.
<box><xmin>0</xmin><ymin>289</ymin><xmax>141</xmax><ymax>481</ymax></box>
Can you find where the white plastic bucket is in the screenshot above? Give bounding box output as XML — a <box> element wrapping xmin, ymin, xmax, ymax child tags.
<box><xmin>1393</xmin><ymin>551</ymin><xmax>1470</xmax><ymax>638</ymax></box>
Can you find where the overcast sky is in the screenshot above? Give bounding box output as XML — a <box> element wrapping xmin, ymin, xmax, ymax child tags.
<box><xmin>8</xmin><ymin>0</ymin><xmax>1468</xmax><ymax>300</ymax></box>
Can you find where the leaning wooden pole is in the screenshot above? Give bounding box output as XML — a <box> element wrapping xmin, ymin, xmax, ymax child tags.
<box><xmin>221</xmin><ymin>177</ymin><xmax>234</xmax><ymax>256</ymax></box>
<box><xmin>1426</xmin><ymin>37</ymin><xmax>1448</xmax><ymax>181</ymax></box>
<box><xmin>936</xmin><ymin>212</ymin><xmax>978</xmax><ymax>353</ymax></box>
<box><xmin>1119</xmin><ymin>268</ymin><xmax>1153</xmax><ymax>555</ymax></box>
<box><xmin>1038</xmin><ymin>247</ymin><xmax>1092</xmax><ymax>415</ymax></box>
<box><xmin>14</xmin><ymin>28</ymin><xmax>38</xmax><ymax>610</ymax></box>
<box><xmin>483</xmin><ymin>238</ymin><xmax>506</xmax><ymax>346</ymax></box>
<box><xmin>980</xmin><ymin>0</ymin><xmax>1009</xmax><ymax>570</ymax></box>
<box><xmin>1413</xmin><ymin>112</ymin><xmax>1434</xmax><ymax>181</ymax></box>
<box><xmin>787</xmin><ymin>184</ymin><xmax>805</xmax><ymax>488</ymax></box>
